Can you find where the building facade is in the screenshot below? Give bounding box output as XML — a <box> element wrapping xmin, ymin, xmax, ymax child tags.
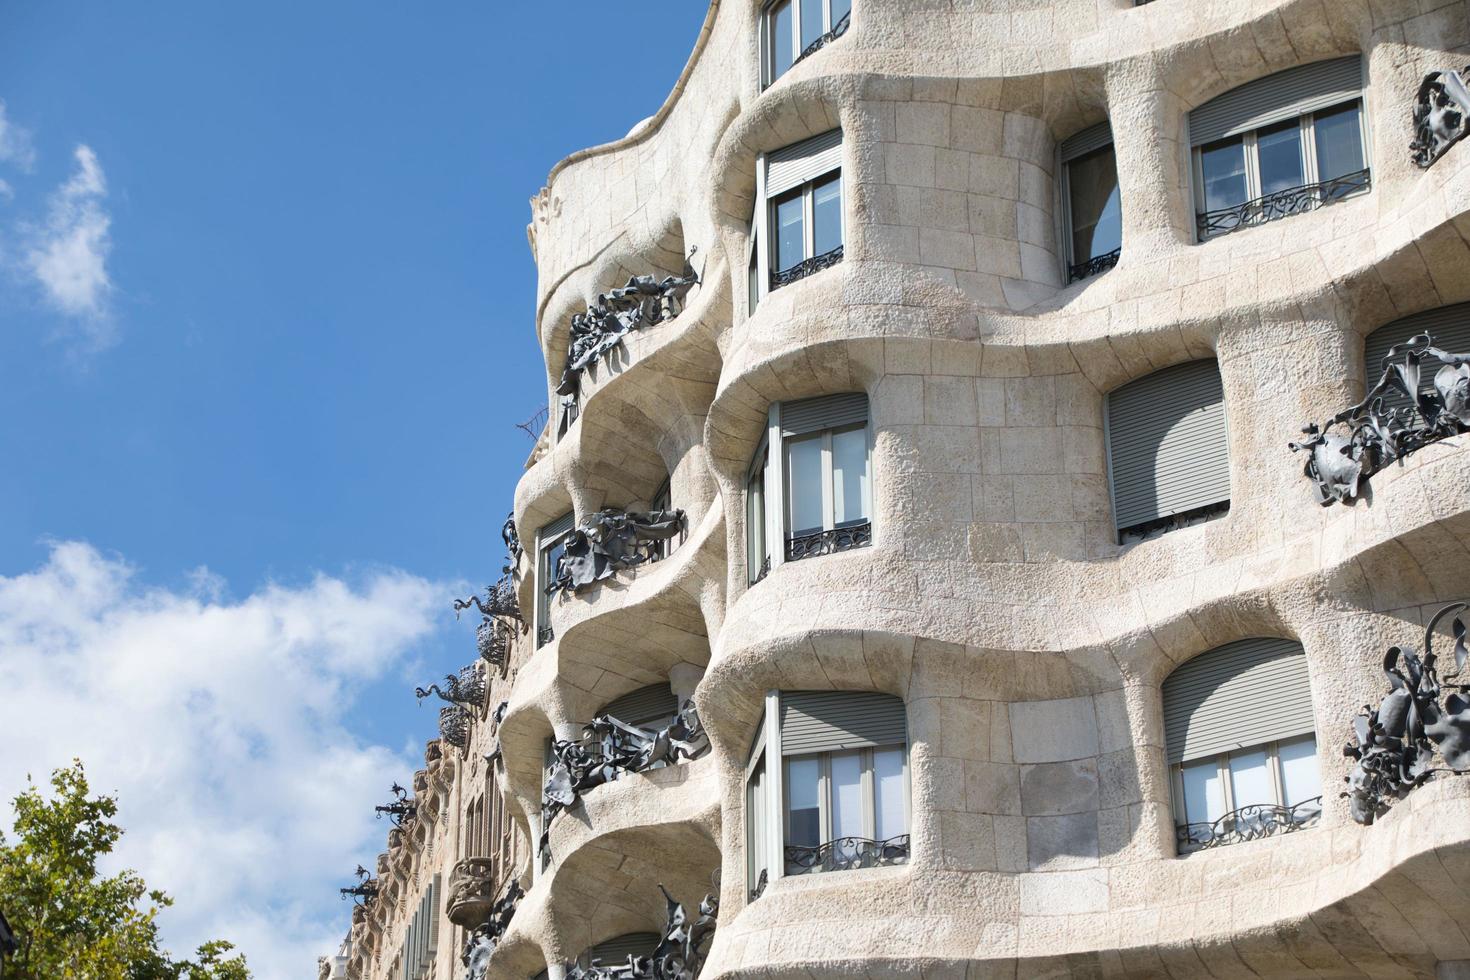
<box><xmin>325</xmin><ymin>1</ymin><xmax>1470</xmax><ymax>978</ymax></box>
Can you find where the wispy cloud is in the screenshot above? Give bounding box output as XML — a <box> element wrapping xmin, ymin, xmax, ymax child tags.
<box><xmin>0</xmin><ymin>99</ymin><xmax>37</xmax><ymax>171</ymax></box>
<box><xmin>25</xmin><ymin>144</ymin><xmax>115</xmax><ymax>346</ymax></box>
<box><xmin>0</xmin><ymin>542</ymin><xmax>453</xmax><ymax>979</ymax></box>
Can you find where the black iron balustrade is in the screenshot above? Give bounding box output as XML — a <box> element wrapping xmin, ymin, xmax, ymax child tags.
<box><xmin>786</xmin><ymin>520</ymin><xmax>871</xmax><ymax>562</ymax></box>
<box><xmin>537</xmin><ymin>625</ymin><xmax>554</xmax><ymax>647</ymax></box>
<box><xmin>373</xmin><ymin>783</ymin><xmax>417</xmax><ymax>827</ymax></box>
<box><xmin>770</xmin><ymin>245</ymin><xmax>843</xmax><ymax>291</ymax></box>
<box><xmin>461</xmin><ymin>879</ymin><xmax>524</xmax><ymax>980</ymax></box>
<box><xmin>546</xmin><ymin>508</ymin><xmax>686</xmax><ymax>597</ymax></box>
<box><xmin>1290</xmin><ymin>331</ymin><xmax>1470</xmax><ymax>506</ymax></box>
<box><xmin>416</xmin><ymin>662</ymin><xmax>486</xmax><ymax>712</ymax></box>
<box><xmin>1196</xmin><ymin>168</ymin><xmax>1369</xmax><ymax>239</ymax></box>
<box><xmin>502</xmin><ymin>511</ymin><xmax>523</xmax><ymax>564</ymax></box>
<box><xmin>339</xmin><ymin>865</ymin><xmax>378</xmax><ymax>906</ymax></box>
<box><xmin>563</xmin><ymin>887</ymin><xmax>717</xmax><ymax>980</ymax></box>
<box><xmin>439</xmin><ymin>705</ymin><xmax>470</xmax><ymax>750</ymax></box>
<box><xmin>784</xmin><ymin>833</ymin><xmax>910</xmax><ymax>875</ymax></box>
<box><xmin>1118</xmin><ymin>501</ymin><xmax>1230</xmax><ymax>544</ymax></box>
<box><xmin>1068</xmin><ymin>246</ymin><xmax>1121</xmax><ymax>283</ymax></box>
<box><xmin>792</xmin><ymin>11</ymin><xmax>850</xmax><ymax>68</ymax></box>
<box><xmin>1176</xmin><ymin>797</ymin><xmax>1322</xmax><ymax>851</ymax></box>
<box><xmin>1411</xmin><ymin>65</ymin><xmax>1470</xmax><ymax>168</ymax></box>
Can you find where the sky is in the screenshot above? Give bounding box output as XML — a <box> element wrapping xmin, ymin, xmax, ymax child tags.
<box><xmin>0</xmin><ymin>3</ymin><xmax>710</xmax><ymax>977</ymax></box>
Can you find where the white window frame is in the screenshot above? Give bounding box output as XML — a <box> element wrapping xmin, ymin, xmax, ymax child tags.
<box><xmin>1171</xmin><ymin>733</ymin><xmax>1321</xmax><ymax>851</ymax></box>
<box><xmin>745</xmin><ymin>433</ymin><xmax>770</xmax><ymax>584</ymax></box>
<box><xmin>760</xmin><ymin>0</ymin><xmax>849</xmax><ymax>88</ymax></box>
<box><xmin>1191</xmin><ymin>99</ymin><xmax>1369</xmax><ymax>240</ymax></box>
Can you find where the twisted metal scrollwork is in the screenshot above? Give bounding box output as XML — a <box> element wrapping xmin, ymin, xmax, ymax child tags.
<box><xmin>1196</xmin><ymin>169</ymin><xmax>1369</xmax><ymax>239</ymax></box>
<box><xmin>785</xmin><ymin>521</ymin><xmax>871</xmax><ymax>562</ymax></box>
<box><xmin>1290</xmin><ymin>332</ymin><xmax>1470</xmax><ymax>506</ymax></box>
<box><xmin>439</xmin><ymin>705</ymin><xmax>470</xmax><ymax>750</ymax></box>
<box><xmin>793</xmin><ymin>10</ymin><xmax>849</xmax><ymax>67</ymax></box>
<box><xmin>547</xmin><ymin>509</ymin><xmax>686</xmax><ymax>596</ymax></box>
<box><xmin>564</xmin><ymin>887</ymin><xmax>717</xmax><ymax>980</ymax></box>
<box><xmin>783</xmin><ymin>833</ymin><xmax>910</xmax><ymax>875</ymax></box>
<box><xmin>416</xmin><ymin>662</ymin><xmax>486</xmax><ymax>712</ymax></box>
<box><xmin>1067</xmin><ymin>246</ymin><xmax>1121</xmax><ymax>283</ymax></box>
<box><xmin>537</xmin><ymin>625</ymin><xmax>554</xmax><ymax>647</ymax></box>
<box><xmin>1344</xmin><ymin>603</ymin><xmax>1470</xmax><ymax>824</ymax></box>
<box><xmin>1410</xmin><ymin>66</ymin><xmax>1470</xmax><ymax>168</ymax></box>
<box><xmin>461</xmin><ymin>879</ymin><xmax>523</xmax><ymax>980</ymax></box>
<box><xmin>502</xmin><ymin>511</ymin><xmax>523</xmax><ymax>564</ymax></box>
<box><xmin>747</xmin><ymin>868</ymin><xmax>768</xmax><ymax>901</ymax></box>
<box><xmin>339</xmin><ymin>865</ymin><xmax>378</xmax><ymax>906</ymax></box>
<box><xmin>373</xmin><ymin>783</ymin><xmax>417</xmax><ymax>827</ymax></box>
<box><xmin>770</xmin><ymin>245</ymin><xmax>843</xmax><ymax>291</ymax></box>
<box><xmin>1175</xmin><ymin>797</ymin><xmax>1321</xmax><ymax>850</ymax></box>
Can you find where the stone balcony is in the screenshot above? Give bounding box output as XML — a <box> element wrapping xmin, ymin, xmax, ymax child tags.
<box><xmin>446</xmin><ymin>856</ymin><xmax>501</xmax><ymax>928</ymax></box>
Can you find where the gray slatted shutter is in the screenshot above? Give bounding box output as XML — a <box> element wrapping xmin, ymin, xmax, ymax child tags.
<box><xmin>1106</xmin><ymin>359</ymin><xmax>1230</xmax><ymax>533</ymax></box>
<box><xmin>541</xmin><ymin>511</ymin><xmax>575</xmax><ymax>542</ymax></box>
<box><xmin>427</xmin><ymin>875</ymin><xmax>440</xmax><ymax>959</ymax></box>
<box><xmin>1189</xmin><ymin>56</ymin><xmax>1362</xmax><ymax>146</ymax></box>
<box><xmin>586</xmin><ymin>933</ymin><xmax>660</xmax><ymax>968</ymax></box>
<box><xmin>779</xmin><ymin>691</ymin><xmax>907</xmax><ymax>755</ymax></box>
<box><xmin>599</xmin><ymin>684</ymin><xmax>679</xmax><ymax>727</ymax></box>
<box><xmin>780</xmin><ymin>392</ymin><xmax>868</xmax><ymax>437</ymax></box>
<box><xmin>1061</xmin><ymin>121</ymin><xmax>1113</xmax><ymax>162</ymax></box>
<box><xmin>766</xmin><ymin>129</ymin><xmax>842</xmax><ymax>197</ymax></box>
<box><xmin>1163</xmin><ymin>638</ymin><xmax>1315</xmax><ymax>764</ymax></box>
<box><xmin>1364</xmin><ymin>302</ymin><xmax>1470</xmax><ymax>409</ymax></box>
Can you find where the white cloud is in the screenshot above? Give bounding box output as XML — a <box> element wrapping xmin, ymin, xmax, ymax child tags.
<box><xmin>0</xmin><ymin>541</ymin><xmax>454</xmax><ymax>979</ymax></box>
<box><xmin>0</xmin><ymin>99</ymin><xmax>37</xmax><ymax>171</ymax></box>
<box><xmin>25</xmin><ymin>144</ymin><xmax>115</xmax><ymax>346</ymax></box>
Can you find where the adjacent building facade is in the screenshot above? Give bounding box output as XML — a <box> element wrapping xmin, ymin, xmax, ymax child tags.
<box><xmin>325</xmin><ymin>1</ymin><xmax>1470</xmax><ymax>978</ymax></box>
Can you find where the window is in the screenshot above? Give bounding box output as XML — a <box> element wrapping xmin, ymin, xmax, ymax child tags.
<box><xmin>1164</xmin><ymin>638</ymin><xmax>1321</xmax><ymax>851</ymax></box>
<box><xmin>755</xmin><ymin>130</ymin><xmax>843</xmax><ymax>295</ymax></box>
<box><xmin>598</xmin><ymin>683</ymin><xmax>679</xmax><ymax>730</ymax></box>
<box><xmin>1060</xmin><ymin>122</ymin><xmax>1121</xmax><ymax>282</ymax></box>
<box><xmin>649</xmin><ymin>479</ymin><xmax>681</xmax><ymax>561</ymax></box>
<box><xmin>1189</xmin><ymin>56</ymin><xmax>1368</xmax><ymax>239</ymax></box>
<box><xmin>1105</xmin><ymin>359</ymin><xmax>1229</xmax><ymax>543</ymax></box>
<box><xmin>1363</xmin><ymin>302</ymin><xmax>1470</xmax><ymax>415</ymax></box>
<box><xmin>536</xmin><ymin>512</ymin><xmax>574</xmax><ymax>648</ymax></box>
<box><xmin>579</xmin><ymin>934</ymin><xmax>660</xmax><ymax>971</ymax></box>
<box><xmin>745</xmin><ymin>691</ymin><xmax>907</xmax><ymax>897</ymax></box>
<box><xmin>746</xmin><ymin>392</ymin><xmax>871</xmax><ymax>580</ymax></box>
<box><xmin>762</xmin><ymin>0</ymin><xmax>850</xmax><ymax>87</ymax></box>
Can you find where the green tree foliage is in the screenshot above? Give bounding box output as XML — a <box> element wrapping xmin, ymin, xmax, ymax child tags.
<box><xmin>0</xmin><ymin>760</ymin><xmax>250</xmax><ymax>980</ymax></box>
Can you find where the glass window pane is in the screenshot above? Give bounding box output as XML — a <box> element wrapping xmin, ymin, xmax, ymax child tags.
<box><xmin>1256</xmin><ymin>119</ymin><xmax>1304</xmax><ymax>196</ymax></box>
<box><xmin>1200</xmin><ymin>139</ymin><xmax>1248</xmax><ymax>213</ymax></box>
<box><xmin>831</xmin><ymin>426</ymin><xmax>869</xmax><ymax>526</ymax></box>
<box><xmin>873</xmin><ymin>747</ymin><xmax>905</xmax><ymax>841</ymax></box>
<box><xmin>812</xmin><ymin>174</ymin><xmax>842</xmax><ymax>256</ymax></box>
<box><xmin>830</xmin><ymin>753</ymin><xmax>863</xmax><ymax>840</ymax></box>
<box><xmin>785</xmin><ymin>756</ymin><xmax>821</xmax><ymax>847</ymax></box>
<box><xmin>1067</xmin><ymin>146</ymin><xmax>1121</xmax><ymax>262</ymax></box>
<box><xmin>830</xmin><ymin>0</ymin><xmax>851</xmax><ymax>26</ymax></box>
<box><xmin>1278</xmin><ymin>736</ymin><xmax>1322</xmax><ymax>816</ymax></box>
<box><xmin>747</xmin><ymin>462</ymin><xmax>766</xmax><ymax>580</ymax></box>
<box><xmin>770</xmin><ymin>1</ymin><xmax>793</xmax><ymax>80</ymax></box>
<box><xmin>1227</xmin><ymin>749</ymin><xmax>1273</xmax><ymax>809</ymax></box>
<box><xmin>1181</xmin><ymin>758</ymin><xmax>1225</xmax><ymax>827</ymax></box>
<box><xmin>800</xmin><ymin>0</ymin><xmax>824</xmax><ymax>51</ymax></box>
<box><xmin>1314</xmin><ymin>102</ymin><xmax>1365</xmax><ymax>181</ymax></box>
<box><xmin>785</xmin><ymin>434</ymin><xmax>824</xmax><ymax>536</ymax></box>
<box><xmin>746</xmin><ymin>755</ymin><xmax>766</xmax><ymax>888</ymax></box>
<box><xmin>774</xmin><ymin>193</ymin><xmax>805</xmax><ymax>272</ymax></box>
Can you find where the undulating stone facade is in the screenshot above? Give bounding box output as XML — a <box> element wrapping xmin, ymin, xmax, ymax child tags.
<box><xmin>325</xmin><ymin>2</ymin><xmax>1470</xmax><ymax>978</ymax></box>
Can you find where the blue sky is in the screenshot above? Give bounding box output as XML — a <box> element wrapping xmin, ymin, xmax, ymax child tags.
<box><xmin>0</xmin><ymin>3</ymin><xmax>709</xmax><ymax>975</ymax></box>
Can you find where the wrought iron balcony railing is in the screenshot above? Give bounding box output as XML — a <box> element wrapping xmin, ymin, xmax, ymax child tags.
<box><xmin>460</xmin><ymin>878</ymin><xmax>523</xmax><ymax>980</ymax></box>
<box><xmin>537</xmin><ymin>625</ymin><xmax>554</xmax><ymax>648</ymax></box>
<box><xmin>786</xmin><ymin>520</ymin><xmax>871</xmax><ymax>562</ymax></box>
<box><xmin>563</xmin><ymin>887</ymin><xmax>717</xmax><ymax>980</ymax></box>
<box><xmin>1197</xmin><ymin>168</ymin><xmax>1369</xmax><ymax>240</ymax></box>
<box><xmin>1176</xmin><ymin>797</ymin><xmax>1322</xmax><ymax>851</ymax></box>
<box><xmin>1068</xmin><ymin>247</ymin><xmax>1121</xmax><ymax>283</ymax></box>
<box><xmin>439</xmin><ymin>705</ymin><xmax>470</xmax><ymax>750</ymax></box>
<box><xmin>793</xmin><ymin>11</ymin><xmax>850</xmax><ymax>69</ymax></box>
<box><xmin>770</xmin><ymin>245</ymin><xmax>843</xmax><ymax>291</ymax></box>
<box><xmin>784</xmin><ymin>833</ymin><xmax>910</xmax><ymax>875</ymax></box>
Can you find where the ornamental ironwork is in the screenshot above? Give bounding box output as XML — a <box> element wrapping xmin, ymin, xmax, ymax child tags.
<box><xmin>793</xmin><ymin>10</ymin><xmax>849</xmax><ymax>67</ymax></box>
<box><xmin>770</xmin><ymin>245</ymin><xmax>843</xmax><ymax>291</ymax></box>
<box><xmin>785</xmin><ymin>520</ymin><xmax>871</xmax><ymax>562</ymax></box>
<box><xmin>784</xmin><ymin>833</ymin><xmax>910</xmax><ymax>875</ymax></box>
<box><xmin>1175</xmin><ymin>797</ymin><xmax>1321</xmax><ymax>850</ymax></box>
<box><xmin>1410</xmin><ymin>66</ymin><xmax>1470</xmax><ymax>168</ymax></box>
<box><xmin>1119</xmin><ymin>501</ymin><xmax>1230</xmax><ymax>543</ymax></box>
<box><xmin>416</xmin><ymin>662</ymin><xmax>486</xmax><ymax>712</ymax></box>
<box><xmin>537</xmin><ymin>624</ymin><xmax>554</xmax><ymax>647</ymax></box>
<box><xmin>373</xmin><ymin>783</ymin><xmax>417</xmax><ymax>827</ymax></box>
<box><xmin>1068</xmin><ymin>246</ymin><xmax>1121</xmax><ymax>284</ymax></box>
<box><xmin>547</xmin><ymin>509</ymin><xmax>686</xmax><ymax>596</ymax></box>
<box><xmin>460</xmin><ymin>879</ymin><xmax>523</xmax><ymax>980</ymax></box>
<box><xmin>1196</xmin><ymin>168</ymin><xmax>1369</xmax><ymax>239</ymax></box>
<box><xmin>1343</xmin><ymin>602</ymin><xmax>1470</xmax><ymax>825</ymax></box>
<box><xmin>455</xmin><ymin>572</ymin><xmax>522</xmax><ymax>629</ymax></box>
<box><xmin>1290</xmin><ymin>332</ymin><xmax>1470</xmax><ymax>506</ymax></box>
<box><xmin>440</xmin><ymin>705</ymin><xmax>471</xmax><ymax>750</ymax></box>
<box><xmin>339</xmin><ymin>865</ymin><xmax>378</xmax><ymax>906</ymax></box>
<box><xmin>474</xmin><ymin>617</ymin><xmax>510</xmax><ymax>669</ymax></box>
<box><xmin>556</xmin><ymin>251</ymin><xmax>702</xmax><ymax>435</ymax></box>
<box><xmin>564</xmin><ymin>886</ymin><xmax>717</xmax><ymax>980</ymax></box>
<box><xmin>502</xmin><ymin>512</ymin><xmax>523</xmax><ymax>565</ymax></box>
<box><xmin>540</xmin><ymin>700</ymin><xmax>709</xmax><ymax>853</ymax></box>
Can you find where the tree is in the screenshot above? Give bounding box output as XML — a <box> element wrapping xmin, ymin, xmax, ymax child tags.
<box><xmin>0</xmin><ymin>760</ymin><xmax>250</xmax><ymax>980</ymax></box>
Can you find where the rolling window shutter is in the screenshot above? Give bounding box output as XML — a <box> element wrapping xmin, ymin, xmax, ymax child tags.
<box><xmin>766</xmin><ymin>129</ymin><xmax>843</xmax><ymax>197</ymax></box>
<box><xmin>541</xmin><ymin>512</ymin><xmax>574</xmax><ymax>543</ymax></box>
<box><xmin>600</xmin><ymin>684</ymin><xmax>679</xmax><ymax>727</ymax></box>
<box><xmin>1061</xmin><ymin>121</ymin><xmax>1113</xmax><ymax>162</ymax></box>
<box><xmin>780</xmin><ymin>392</ymin><xmax>868</xmax><ymax>437</ymax></box>
<box><xmin>1163</xmin><ymin>638</ymin><xmax>1315</xmax><ymax>764</ymax></box>
<box><xmin>1189</xmin><ymin>55</ymin><xmax>1362</xmax><ymax>146</ymax></box>
<box><xmin>427</xmin><ymin>875</ymin><xmax>440</xmax><ymax>957</ymax></box>
<box><xmin>1364</xmin><ymin>302</ymin><xmax>1470</xmax><ymax>409</ymax></box>
<box><xmin>779</xmin><ymin>691</ymin><xmax>906</xmax><ymax>755</ymax></box>
<box><xmin>587</xmin><ymin>933</ymin><xmax>660</xmax><ymax>967</ymax></box>
<box><xmin>1106</xmin><ymin>359</ymin><xmax>1230</xmax><ymax>533</ymax></box>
